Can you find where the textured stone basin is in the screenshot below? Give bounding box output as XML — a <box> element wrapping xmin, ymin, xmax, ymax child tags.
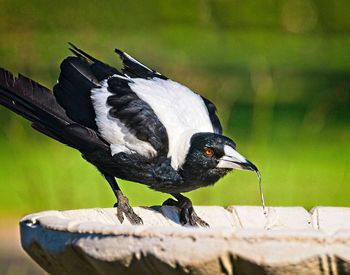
<box><xmin>20</xmin><ymin>206</ymin><xmax>350</xmax><ymax>274</ymax></box>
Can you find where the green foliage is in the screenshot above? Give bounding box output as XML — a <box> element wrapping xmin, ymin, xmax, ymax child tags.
<box><xmin>0</xmin><ymin>0</ymin><xmax>349</xmax><ymax>214</ymax></box>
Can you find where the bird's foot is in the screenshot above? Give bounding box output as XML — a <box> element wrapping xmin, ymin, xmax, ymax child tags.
<box><xmin>113</xmin><ymin>191</ymin><xmax>143</xmax><ymax>225</ymax></box>
<box><xmin>162</xmin><ymin>197</ymin><xmax>209</xmax><ymax>227</ymax></box>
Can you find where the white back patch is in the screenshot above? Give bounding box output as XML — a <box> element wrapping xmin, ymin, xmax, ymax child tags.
<box><xmin>129</xmin><ymin>78</ymin><xmax>214</xmax><ymax>169</ymax></box>
<box><xmin>91</xmin><ymin>80</ymin><xmax>157</xmax><ymax>158</ymax></box>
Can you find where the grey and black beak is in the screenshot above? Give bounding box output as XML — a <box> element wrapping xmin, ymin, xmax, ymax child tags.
<box><xmin>217</xmin><ymin>145</ymin><xmax>258</xmax><ymax>172</ymax></box>
<box><xmin>238</xmin><ymin>159</ymin><xmax>258</xmax><ymax>172</ymax></box>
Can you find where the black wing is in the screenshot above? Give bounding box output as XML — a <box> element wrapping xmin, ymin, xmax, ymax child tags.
<box><xmin>54</xmin><ymin>44</ymin><xmax>169</xmax><ymax>158</ymax></box>
<box><xmin>115</xmin><ymin>48</ymin><xmax>167</xmax><ymax>80</ymax></box>
<box><xmin>107</xmin><ymin>76</ymin><xmax>169</xmax><ymax>157</ymax></box>
<box><xmin>53</xmin><ymin>43</ymin><xmax>122</xmax><ymax>130</ymax></box>
<box><xmin>201</xmin><ymin>96</ymin><xmax>222</xmax><ymax>134</ymax></box>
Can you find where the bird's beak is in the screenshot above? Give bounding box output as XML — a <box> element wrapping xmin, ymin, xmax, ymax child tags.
<box><xmin>217</xmin><ymin>145</ymin><xmax>258</xmax><ymax>171</ymax></box>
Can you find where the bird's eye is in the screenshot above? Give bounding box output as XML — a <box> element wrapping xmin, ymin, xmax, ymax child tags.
<box><xmin>203</xmin><ymin>147</ymin><xmax>215</xmax><ymax>158</ymax></box>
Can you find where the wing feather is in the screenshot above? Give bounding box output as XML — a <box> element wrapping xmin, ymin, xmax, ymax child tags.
<box><xmin>106</xmin><ymin>77</ymin><xmax>169</xmax><ymax>157</ymax></box>
<box><xmin>115</xmin><ymin>49</ymin><xmax>167</xmax><ymax>80</ymax></box>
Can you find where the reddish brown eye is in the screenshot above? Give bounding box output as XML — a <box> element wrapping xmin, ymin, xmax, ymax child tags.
<box><xmin>203</xmin><ymin>147</ymin><xmax>215</xmax><ymax>158</ymax></box>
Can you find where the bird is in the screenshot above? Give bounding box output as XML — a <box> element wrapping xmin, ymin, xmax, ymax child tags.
<box><xmin>0</xmin><ymin>44</ymin><xmax>259</xmax><ymax>227</ymax></box>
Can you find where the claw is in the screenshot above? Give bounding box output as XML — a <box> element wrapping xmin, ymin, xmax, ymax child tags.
<box><xmin>188</xmin><ymin>208</ymin><xmax>209</xmax><ymax>227</ymax></box>
<box><xmin>163</xmin><ymin>196</ymin><xmax>209</xmax><ymax>227</ymax></box>
<box><xmin>114</xmin><ymin>192</ymin><xmax>143</xmax><ymax>225</ymax></box>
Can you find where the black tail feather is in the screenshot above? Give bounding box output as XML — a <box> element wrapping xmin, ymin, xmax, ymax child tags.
<box><xmin>0</xmin><ymin>68</ymin><xmax>71</xmax><ymax>123</ymax></box>
<box><xmin>0</xmin><ymin>91</ymin><xmax>41</xmax><ymax>123</ymax></box>
<box><xmin>0</xmin><ymin>67</ymin><xmax>108</xmax><ymax>152</ymax></box>
<box><xmin>0</xmin><ymin>68</ymin><xmax>72</xmax><ymax>139</ymax></box>
<box><xmin>32</xmin><ymin>122</ymin><xmax>65</xmax><ymax>143</ymax></box>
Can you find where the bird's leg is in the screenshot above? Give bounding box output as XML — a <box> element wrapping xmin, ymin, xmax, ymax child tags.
<box><xmin>163</xmin><ymin>193</ymin><xmax>209</xmax><ymax>227</ymax></box>
<box><xmin>104</xmin><ymin>174</ymin><xmax>143</xmax><ymax>225</ymax></box>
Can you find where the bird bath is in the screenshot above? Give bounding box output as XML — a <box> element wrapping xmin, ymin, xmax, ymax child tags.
<box><xmin>20</xmin><ymin>206</ymin><xmax>350</xmax><ymax>274</ymax></box>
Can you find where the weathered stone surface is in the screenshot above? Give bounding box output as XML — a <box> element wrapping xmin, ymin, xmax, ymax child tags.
<box><xmin>20</xmin><ymin>206</ymin><xmax>350</xmax><ymax>275</ymax></box>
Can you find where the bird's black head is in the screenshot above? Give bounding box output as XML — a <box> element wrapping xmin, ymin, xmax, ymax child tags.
<box><xmin>180</xmin><ymin>132</ymin><xmax>257</xmax><ymax>191</ymax></box>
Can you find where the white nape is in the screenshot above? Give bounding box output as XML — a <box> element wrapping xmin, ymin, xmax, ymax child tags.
<box><xmin>217</xmin><ymin>145</ymin><xmax>248</xmax><ymax>169</ymax></box>
<box><xmin>91</xmin><ymin>80</ymin><xmax>157</xmax><ymax>158</ymax></box>
<box><xmin>129</xmin><ymin>78</ymin><xmax>214</xmax><ymax>169</ymax></box>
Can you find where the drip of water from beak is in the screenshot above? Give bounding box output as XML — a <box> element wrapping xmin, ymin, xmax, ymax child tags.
<box><xmin>256</xmin><ymin>170</ymin><xmax>267</xmax><ymax>216</ymax></box>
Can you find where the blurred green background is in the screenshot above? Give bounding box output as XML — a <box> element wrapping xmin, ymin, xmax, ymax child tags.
<box><xmin>0</xmin><ymin>0</ymin><xmax>349</xmax><ymax>217</ymax></box>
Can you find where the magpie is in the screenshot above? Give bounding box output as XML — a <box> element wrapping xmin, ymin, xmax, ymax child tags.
<box><xmin>0</xmin><ymin>44</ymin><xmax>259</xmax><ymax>226</ymax></box>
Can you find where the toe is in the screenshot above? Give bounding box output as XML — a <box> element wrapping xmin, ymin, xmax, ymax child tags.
<box><xmin>116</xmin><ymin>208</ymin><xmax>124</xmax><ymax>224</ymax></box>
<box><xmin>179</xmin><ymin>208</ymin><xmax>189</xmax><ymax>225</ymax></box>
<box><xmin>189</xmin><ymin>208</ymin><xmax>210</xmax><ymax>227</ymax></box>
<box><xmin>196</xmin><ymin>218</ymin><xmax>210</xmax><ymax>227</ymax></box>
<box><xmin>125</xmin><ymin>207</ymin><xmax>143</xmax><ymax>225</ymax></box>
<box><xmin>130</xmin><ymin>214</ymin><xmax>143</xmax><ymax>225</ymax></box>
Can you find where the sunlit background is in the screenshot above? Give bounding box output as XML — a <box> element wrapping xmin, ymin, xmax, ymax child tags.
<box><xmin>1</xmin><ymin>0</ymin><xmax>349</xmax><ymax>216</ymax></box>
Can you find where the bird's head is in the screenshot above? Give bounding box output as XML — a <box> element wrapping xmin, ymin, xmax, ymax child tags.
<box><xmin>180</xmin><ymin>132</ymin><xmax>257</xmax><ymax>189</ymax></box>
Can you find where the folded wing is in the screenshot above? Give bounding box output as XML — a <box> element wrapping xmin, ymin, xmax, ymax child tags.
<box><xmin>54</xmin><ymin>44</ymin><xmax>169</xmax><ymax>159</ymax></box>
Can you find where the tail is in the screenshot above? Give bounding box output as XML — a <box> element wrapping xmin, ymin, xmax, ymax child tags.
<box><xmin>0</xmin><ymin>68</ymin><xmax>108</xmax><ymax>152</ymax></box>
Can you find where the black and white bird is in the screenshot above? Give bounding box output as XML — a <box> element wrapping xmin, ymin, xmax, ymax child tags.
<box><xmin>0</xmin><ymin>44</ymin><xmax>258</xmax><ymax>226</ymax></box>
